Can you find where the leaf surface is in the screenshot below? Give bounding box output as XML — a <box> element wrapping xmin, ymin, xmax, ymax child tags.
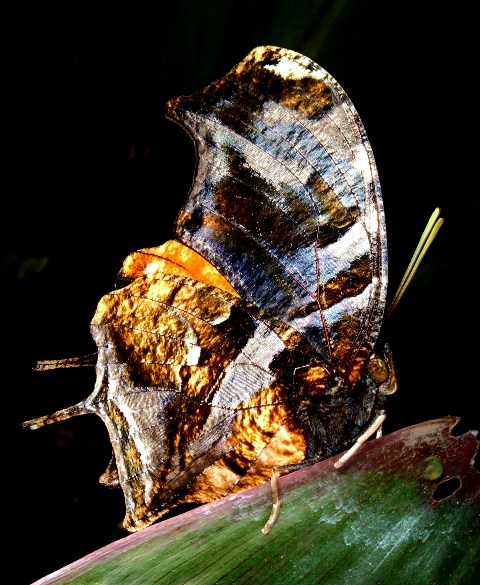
<box><xmin>33</xmin><ymin>417</ymin><xmax>479</xmax><ymax>585</ymax></box>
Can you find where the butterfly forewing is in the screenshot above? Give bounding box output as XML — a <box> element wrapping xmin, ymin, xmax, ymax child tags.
<box><xmin>169</xmin><ymin>46</ymin><xmax>387</xmax><ymax>384</ymax></box>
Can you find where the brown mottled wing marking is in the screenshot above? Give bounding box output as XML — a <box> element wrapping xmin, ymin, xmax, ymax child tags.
<box><xmin>22</xmin><ymin>46</ymin><xmax>391</xmax><ymax>532</ymax></box>
<box><xmin>87</xmin><ymin>254</ymin><xmax>311</xmax><ymax>530</ymax></box>
<box><xmin>169</xmin><ymin>45</ymin><xmax>387</xmax><ymax>385</ymax></box>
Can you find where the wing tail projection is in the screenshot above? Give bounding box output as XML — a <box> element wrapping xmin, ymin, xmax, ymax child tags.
<box><xmin>21</xmin><ymin>400</ymin><xmax>90</xmax><ymax>430</ymax></box>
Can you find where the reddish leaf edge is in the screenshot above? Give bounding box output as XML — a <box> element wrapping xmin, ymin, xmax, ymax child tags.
<box><xmin>32</xmin><ymin>416</ymin><xmax>479</xmax><ymax>585</ymax></box>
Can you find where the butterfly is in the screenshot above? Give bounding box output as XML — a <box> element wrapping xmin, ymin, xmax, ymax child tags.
<box><xmin>22</xmin><ymin>46</ymin><xmax>398</xmax><ymax>532</ymax></box>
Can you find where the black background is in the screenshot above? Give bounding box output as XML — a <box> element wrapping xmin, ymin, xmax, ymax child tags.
<box><xmin>5</xmin><ymin>2</ymin><xmax>477</xmax><ymax>583</ymax></box>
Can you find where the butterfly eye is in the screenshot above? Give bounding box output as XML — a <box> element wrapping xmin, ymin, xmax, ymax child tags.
<box><xmin>367</xmin><ymin>346</ymin><xmax>398</xmax><ymax>396</ymax></box>
<box><xmin>367</xmin><ymin>355</ymin><xmax>390</xmax><ymax>384</ymax></box>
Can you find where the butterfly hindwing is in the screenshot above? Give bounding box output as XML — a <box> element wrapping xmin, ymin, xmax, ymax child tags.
<box><xmin>88</xmin><ymin>242</ymin><xmax>314</xmax><ymax>530</ymax></box>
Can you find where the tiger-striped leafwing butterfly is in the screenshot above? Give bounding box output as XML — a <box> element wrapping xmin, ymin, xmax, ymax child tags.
<box><xmin>22</xmin><ymin>46</ymin><xmax>397</xmax><ymax>532</ymax></box>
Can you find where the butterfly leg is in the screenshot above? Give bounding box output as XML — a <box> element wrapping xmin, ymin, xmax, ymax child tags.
<box><xmin>262</xmin><ymin>411</ymin><xmax>386</xmax><ymax>534</ymax></box>
<box><xmin>262</xmin><ymin>468</ymin><xmax>281</xmax><ymax>534</ymax></box>
<box><xmin>333</xmin><ymin>411</ymin><xmax>386</xmax><ymax>469</ymax></box>
<box><xmin>262</xmin><ymin>457</ymin><xmax>321</xmax><ymax>534</ymax></box>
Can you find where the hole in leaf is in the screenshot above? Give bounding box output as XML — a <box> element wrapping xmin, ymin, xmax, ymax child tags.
<box><xmin>449</xmin><ymin>419</ymin><xmax>472</xmax><ymax>436</ymax></box>
<box><xmin>432</xmin><ymin>477</ymin><xmax>461</xmax><ymax>501</ymax></box>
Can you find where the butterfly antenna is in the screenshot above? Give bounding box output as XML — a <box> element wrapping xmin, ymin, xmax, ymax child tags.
<box><xmin>386</xmin><ymin>207</ymin><xmax>444</xmax><ymax>318</ymax></box>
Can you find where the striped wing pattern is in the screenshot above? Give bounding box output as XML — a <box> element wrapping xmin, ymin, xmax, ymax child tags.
<box><xmin>170</xmin><ymin>46</ymin><xmax>387</xmax><ymax>384</ymax></box>
<box><xmin>22</xmin><ymin>47</ymin><xmax>390</xmax><ymax>531</ymax></box>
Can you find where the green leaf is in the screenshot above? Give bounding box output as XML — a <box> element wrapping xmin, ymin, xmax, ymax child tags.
<box><xmin>34</xmin><ymin>417</ymin><xmax>479</xmax><ymax>585</ymax></box>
